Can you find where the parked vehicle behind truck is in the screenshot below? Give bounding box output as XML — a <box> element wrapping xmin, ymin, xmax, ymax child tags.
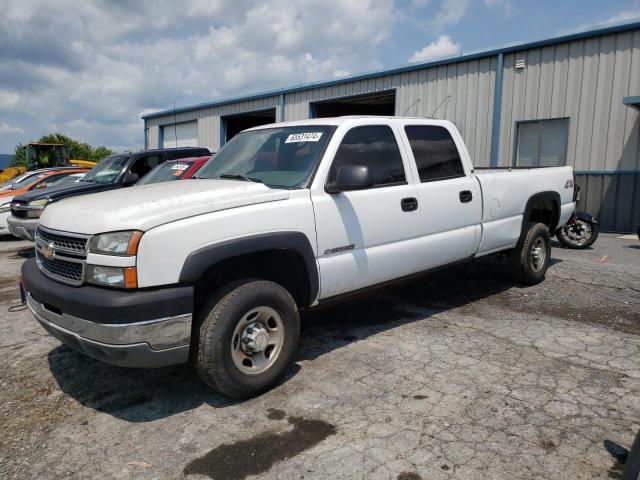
<box><xmin>8</xmin><ymin>147</ymin><xmax>210</xmax><ymax>241</ymax></box>
<box><xmin>21</xmin><ymin>117</ymin><xmax>575</xmax><ymax>398</ymax></box>
<box><xmin>135</xmin><ymin>156</ymin><xmax>211</xmax><ymax>186</ymax></box>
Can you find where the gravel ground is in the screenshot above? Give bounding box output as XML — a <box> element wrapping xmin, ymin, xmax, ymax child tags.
<box><xmin>0</xmin><ymin>233</ymin><xmax>639</xmax><ymax>479</ymax></box>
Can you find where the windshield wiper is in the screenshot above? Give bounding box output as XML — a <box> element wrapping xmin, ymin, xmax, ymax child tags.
<box><xmin>218</xmin><ymin>174</ymin><xmax>263</xmax><ymax>183</ymax></box>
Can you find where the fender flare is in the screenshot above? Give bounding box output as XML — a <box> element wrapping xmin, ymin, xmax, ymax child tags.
<box><xmin>179</xmin><ymin>231</ymin><xmax>319</xmax><ymax>307</ymax></box>
<box><xmin>522</xmin><ymin>191</ymin><xmax>561</xmax><ymax>233</ymax></box>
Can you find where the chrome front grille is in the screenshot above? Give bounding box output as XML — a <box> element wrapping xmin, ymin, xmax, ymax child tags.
<box><xmin>36</xmin><ymin>226</ymin><xmax>88</xmax><ymax>256</ymax></box>
<box><xmin>36</xmin><ymin>252</ymin><xmax>84</xmax><ymax>285</ymax></box>
<box><xmin>35</xmin><ymin>227</ymin><xmax>90</xmax><ymax>286</ymax></box>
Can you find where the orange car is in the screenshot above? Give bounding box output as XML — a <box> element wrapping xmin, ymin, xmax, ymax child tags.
<box><xmin>0</xmin><ymin>167</ymin><xmax>89</xmax><ymax>198</ymax></box>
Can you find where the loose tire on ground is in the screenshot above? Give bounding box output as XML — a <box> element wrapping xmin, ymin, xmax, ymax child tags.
<box><xmin>556</xmin><ymin>219</ymin><xmax>599</xmax><ymax>249</ymax></box>
<box><xmin>194</xmin><ymin>279</ymin><xmax>300</xmax><ymax>399</ymax></box>
<box><xmin>510</xmin><ymin>222</ymin><xmax>551</xmax><ymax>286</ymax></box>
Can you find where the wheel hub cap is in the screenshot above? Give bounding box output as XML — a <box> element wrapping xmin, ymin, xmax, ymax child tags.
<box><xmin>530</xmin><ymin>238</ymin><xmax>546</xmax><ymax>271</ymax></box>
<box><xmin>241</xmin><ymin>322</ymin><xmax>269</xmax><ymax>354</ymax></box>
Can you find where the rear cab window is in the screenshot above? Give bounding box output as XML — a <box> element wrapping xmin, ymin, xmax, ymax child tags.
<box><xmin>404</xmin><ymin>125</ymin><xmax>465</xmax><ymax>182</ymax></box>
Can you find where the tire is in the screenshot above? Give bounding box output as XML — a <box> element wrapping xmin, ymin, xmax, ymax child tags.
<box><xmin>510</xmin><ymin>222</ymin><xmax>551</xmax><ymax>286</ymax></box>
<box><xmin>556</xmin><ymin>219</ymin><xmax>599</xmax><ymax>249</ymax></box>
<box><xmin>622</xmin><ymin>428</ymin><xmax>640</xmax><ymax>480</ymax></box>
<box><xmin>194</xmin><ymin>279</ymin><xmax>300</xmax><ymax>399</ymax></box>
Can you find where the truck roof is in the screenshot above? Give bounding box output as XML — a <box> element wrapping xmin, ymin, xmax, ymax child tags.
<box><xmin>245</xmin><ymin>115</ymin><xmax>450</xmax><ymax>131</ymax></box>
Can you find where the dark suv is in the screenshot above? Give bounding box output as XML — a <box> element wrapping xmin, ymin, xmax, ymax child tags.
<box><xmin>8</xmin><ymin>147</ymin><xmax>211</xmax><ymax>241</ymax></box>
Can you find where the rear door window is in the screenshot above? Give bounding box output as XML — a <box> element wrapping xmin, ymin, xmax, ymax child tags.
<box><xmin>130</xmin><ymin>155</ymin><xmax>163</xmax><ymax>179</ymax></box>
<box><xmin>404</xmin><ymin>126</ymin><xmax>465</xmax><ymax>182</ymax></box>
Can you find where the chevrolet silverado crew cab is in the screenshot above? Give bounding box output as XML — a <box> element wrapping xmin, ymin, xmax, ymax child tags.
<box><xmin>8</xmin><ymin>147</ymin><xmax>210</xmax><ymax>241</ymax></box>
<box><xmin>21</xmin><ymin>117</ymin><xmax>575</xmax><ymax>398</ymax></box>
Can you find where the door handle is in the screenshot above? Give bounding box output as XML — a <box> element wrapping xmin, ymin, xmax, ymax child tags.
<box><xmin>459</xmin><ymin>190</ymin><xmax>473</xmax><ymax>203</ymax></box>
<box><xmin>401</xmin><ymin>197</ymin><xmax>418</xmax><ymax>212</ymax></box>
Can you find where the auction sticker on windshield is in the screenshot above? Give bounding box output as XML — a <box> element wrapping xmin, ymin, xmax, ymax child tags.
<box><xmin>285</xmin><ymin>132</ymin><xmax>323</xmax><ymax>143</ymax></box>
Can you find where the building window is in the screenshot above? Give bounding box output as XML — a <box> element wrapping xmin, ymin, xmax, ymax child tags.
<box><xmin>329</xmin><ymin>125</ymin><xmax>406</xmax><ymax>187</ymax></box>
<box><xmin>404</xmin><ymin>125</ymin><xmax>465</xmax><ymax>182</ymax></box>
<box><xmin>515</xmin><ymin>118</ymin><xmax>569</xmax><ymax>167</ymax></box>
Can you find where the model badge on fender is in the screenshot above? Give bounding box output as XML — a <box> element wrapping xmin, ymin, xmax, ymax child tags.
<box><xmin>324</xmin><ymin>244</ymin><xmax>355</xmax><ymax>255</ymax></box>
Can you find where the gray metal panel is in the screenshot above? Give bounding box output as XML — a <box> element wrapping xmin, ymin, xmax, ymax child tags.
<box><xmin>147</xmin><ymin>126</ymin><xmax>159</xmax><ymax>149</ymax></box>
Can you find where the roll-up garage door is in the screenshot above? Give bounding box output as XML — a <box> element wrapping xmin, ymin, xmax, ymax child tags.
<box><xmin>162</xmin><ymin>121</ymin><xmax>197</xmax><ymax>148</ymax></box>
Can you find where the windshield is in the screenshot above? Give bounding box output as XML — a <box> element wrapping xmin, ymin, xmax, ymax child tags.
<box><xmin>137</xmin><ymin>160</ymin><xmax>196</xmax><ymax>186</ymax></box>
<box><xmin>196</xmin><ymin>126</ymin><xmax>336</xmax><ymax>188</ymax></box>
<box><xmin>12</xmin><ymin>173</ymin><xmax>46</xmax><ymax>189</ymax></box>
<box><xmin>82</xmin><ymin>155</ymin><xmax>128</xmax><ymax>185</ymax></box>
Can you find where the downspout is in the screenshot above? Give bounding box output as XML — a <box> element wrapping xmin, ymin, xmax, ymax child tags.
<box><xmin>143</xmin><ymin>118</ymin><xmax>148</xmax><ymax>150</ymax></box>
<box><xmin>489</xmin><ymin>52</ymin><xmax>504</xmax><ymax>168</ymax></box>
<box><xmin>279</xmin><ymin>94</ymin><xmax>285</xmax><ymax>122</ymax></box>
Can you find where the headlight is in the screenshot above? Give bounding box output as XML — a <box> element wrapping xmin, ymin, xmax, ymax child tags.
<box><xmin>0</xmin><ymin>203</ymin><xmax>9</xmax><ymax>214</ymax></box>
<box><xmin>87</xmin><ymin>265</ymin><xmax>137</xmax><ymax>288</ymax></box>
<box><xmin>89</xmin><ymin>230</ymin><xmax>143</xmax><ymax>256</ymax></box>
<box><xmin>25</xmin><ymin>199</ymin><xmax>49</xmax><ymax>219</ymax></box>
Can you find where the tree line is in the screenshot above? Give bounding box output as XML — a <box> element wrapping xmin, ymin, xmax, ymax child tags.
<box><xmin>12</xmin><ymin>133</ymin><xmax>114</xmax><ymax>166</ymax></box>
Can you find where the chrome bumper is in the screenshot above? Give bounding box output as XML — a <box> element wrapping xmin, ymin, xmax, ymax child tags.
<box><xmin>27</xmin><ymin>292</ymin><xmax>191</xmax><ymax>368</ymax></box>
<box><xmin>7</xmin><ymin>217</ymin><xmax>37</xmax><ymax>241</ymax></box>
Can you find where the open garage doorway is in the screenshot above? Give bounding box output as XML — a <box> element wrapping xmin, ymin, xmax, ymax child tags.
<box><xmin>222</xmin><ymin>108</ymin><xmax>276</xmax><ymax>144</ymax></box>
<box><xmin>311</xmin><ymin>91</ymin><xmax>396</xmax><ymax>118</ymax></box>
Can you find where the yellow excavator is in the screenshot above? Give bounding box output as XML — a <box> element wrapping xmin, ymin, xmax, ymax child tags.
<box><xmin>0</xmin><ymin>143</ymin><xmax>97</xmax><ymax>182</ymax></box>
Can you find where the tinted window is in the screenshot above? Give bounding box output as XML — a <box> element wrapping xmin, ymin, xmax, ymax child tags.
<box><xmin>130</xmin><ymin>155</ymin><xmax>162</xmax><ymax>179</ymax></box>
<box><xmin>515</xmin><ymin>119</ymin><xmax>568</xmax><ymax>167</ymax></box>
<box><xmin>83</xmin><ymin>155</ymin><xmax>129</xmax><ymax>185</ymax></box>
<box><xmin>405</xmin><ymin>126</ymin><xmax>464</xmax><ymax>182</ymax></box>
<box><xmin>329</xmin><ymin>126</ymin><xmax>405</xmax><ymax>187</ymax></box>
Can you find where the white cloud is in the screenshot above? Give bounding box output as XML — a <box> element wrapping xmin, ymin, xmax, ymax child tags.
<box><xmin>559</xmin><ymin>7</ymin><xmax>640</xmax><ymax>35</ymax></box>
<box><xmin>0</xmin><ymin>122</ymin><xmax>25</xmax><ymax>135</ymax></box>
<box><xmin>484</xmin><ymin>0</ymin><xmax>514</xmax><ymax>16</ymax></box>
<box><xmin>0</xmin><ymin>0</ymin><xmax>396</xmax><ymax>151</ymax></box>
<box><xmin>409</xmin><ymin>35</ymin><xmax>461</xmax><ymax>62</ymax></box>
<box><xmin>433</xmin><ymin>0</ymin><xmax>470</xmax><ymax>28</ymax></box>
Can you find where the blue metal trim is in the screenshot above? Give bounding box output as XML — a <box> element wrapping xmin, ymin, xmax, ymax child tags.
<box><xmin>489</xmin><ymin>53</ymin><xmax>504</xmax><ymax>168</ymax></box>
<box><xmin>308</xmin><ymin>102</ymin><xmax>316</xmax><ymax>119</ymax></box>
<box><xmin>142</xmin><ymin>20</ymin><xmax>640</xmax><ymax>120</ymax></box>
<box><xmin>219</xmin><ymin>118</ymin><xmax>226</xmax><ymax>148</ymax></box>
<box><xmin>157</xmin><ymin>125</ymin><xmax>164</xmax><ymax>150</ymax></box>
<box><xmin>623</xmin><ymin>95</ymin><xmax>640</xmax><ymax>111</ymax></box>
<box><xmin>574</xmin><ymin>170</ymin><xmax>640</xmax><ymax>175</ymax></box>
<box><xmin>143</xmin><ymin>118</ymin><xmax>148</xmax><ymax>150</ymax></box>
<box><xmin>279</xmin><ymin>94</ymin><xmax>285</xmax><ymax>122</ymax></box>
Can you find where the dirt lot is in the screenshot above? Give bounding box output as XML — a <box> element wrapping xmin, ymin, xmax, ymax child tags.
<box><xmin>1</xmin><ymin>234</ymin><xmax>639</xmax><ymax>479</ymax></box>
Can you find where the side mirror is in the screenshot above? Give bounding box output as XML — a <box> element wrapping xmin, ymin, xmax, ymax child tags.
<box><xmin>326</xmin><ymin>165</ymin><xmax>373</xmax><ymax>194</ymax></box>
<box><xmin>122</xmin><ymin>173</ymin><xmax>139</xmax><ymax>186</ymax></box>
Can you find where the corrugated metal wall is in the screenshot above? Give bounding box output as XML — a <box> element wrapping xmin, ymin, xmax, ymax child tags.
<box><xmin>144</xmin><ymin>28</ymin><xmax>640</xmax><ymax>231</ymax></box>
<box><xmin>147</xmin><ymin>96</ymin><xmax>281</xmax><ymax>152</ymax></box>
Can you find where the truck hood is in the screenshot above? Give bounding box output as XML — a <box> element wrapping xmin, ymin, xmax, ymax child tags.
<box><xmin>39</xmin><ymin>179</ymin><xmax>290</xmax><ymax>234</ymax></box>
<box><xmin>13</xmin><ymin>181</ymin><xmax>118</xmax><ymax>204</ymax></box>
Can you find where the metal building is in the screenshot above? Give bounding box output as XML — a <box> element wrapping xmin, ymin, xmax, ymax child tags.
<box><xmin>142</xmin><ymin>20</ymin><xmax>640</xmax><ymax>232</ymax></box>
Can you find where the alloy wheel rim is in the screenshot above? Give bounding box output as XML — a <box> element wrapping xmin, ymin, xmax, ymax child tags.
<box><xmin>231</xmin><ymin>306</ymin><xmax>284</xmax><ymax>375</ymax></box>
<box><xmin>530</xmin><ymin>237</ymin><xmax>546</xmax><ymax>272</ymax></box>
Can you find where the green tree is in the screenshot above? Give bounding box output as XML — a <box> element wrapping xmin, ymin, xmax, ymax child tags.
<box><xmin>12</xmin><ymin>133</ymin><xmax>114</xmax><ymax>167</ymax></box>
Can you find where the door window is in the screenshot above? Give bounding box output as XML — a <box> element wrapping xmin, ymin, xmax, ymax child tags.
<box><xmin>130</xmin><ymin>155</ymin><xmax>162</xmax><ymax>179</ymax></box>
<box><xmin>515</xmin><ymin>118</ymin><xmax>569</xmax><ymax>167</ymax></box>
<box><xmin>404</xmin><ymin>126</ymin><xmax>465</xmax><ymax>182</ymax></box>
<box><xmin>329</xmin><ymin>125</ymin><xmax>405</xmax><ymax>187</ymax></box>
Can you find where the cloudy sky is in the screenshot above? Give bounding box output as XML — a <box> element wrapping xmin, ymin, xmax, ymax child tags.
<box><xmin>1</xmin><ymin>0</ymin><xmax>639</xmax><ymax>153</ymax></box>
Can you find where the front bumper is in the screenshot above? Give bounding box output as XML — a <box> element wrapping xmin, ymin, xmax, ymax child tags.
<box><xmin>7</xmin><ymin>216</ymin><xmax>37</xmax><ymax>241</ymax></box>
<box><xmin>22</xmin><ymin>258</ymin><xmax>194</xmax><ymax>368</ymax></box>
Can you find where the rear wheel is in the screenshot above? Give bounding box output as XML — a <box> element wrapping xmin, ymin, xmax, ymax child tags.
<box><xmin>194</xmin><ymin>279</ymin><xmax>300</xmax><ymax>399</ymax></box>
<box><xmin>510</xmin><ymin>222</ymin><xmax>551</xmax><ymax>285</ymax></box>
<box><xmin>556</xmin><ymin>218</ymin><xmax>599</xmax><ymax>249</ymax></box>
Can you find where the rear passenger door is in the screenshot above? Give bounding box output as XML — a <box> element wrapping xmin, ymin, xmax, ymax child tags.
<box><xmin>129</xmin><ymin>154</ymin><xmax>163</xmax><ymax>180</ymax></box>
<box><xmin>401</xmin><ymin>124</ymin><xmax>481</xmax><ymax>269</ymax></box>
<box><xmin>312</xmin><ymin>124</ymin><xmax>422</xmax><ymax>299</ymax></box>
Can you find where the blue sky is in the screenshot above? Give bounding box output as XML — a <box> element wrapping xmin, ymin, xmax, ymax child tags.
<box><xmin>0</xmin><ymin>0</ymin><xmax>639</xmax><ymax>154</ymax></box>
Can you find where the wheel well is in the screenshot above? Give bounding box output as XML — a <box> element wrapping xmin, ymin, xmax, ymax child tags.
<box><xmin>525</xmin><ymin>193</ymin><xmax>560</xmax><ymax>232</ymax></box>
<box><xmin>193</xmin><ymin>249</ymin><xmax>311</xmax><ymax>314</ymax></box>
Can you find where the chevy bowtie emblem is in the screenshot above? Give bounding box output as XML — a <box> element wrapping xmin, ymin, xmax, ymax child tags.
<box><xmin>41</xmin><ymin>242</ymin><xmax>55</xmax><ymax>260</ymax></box>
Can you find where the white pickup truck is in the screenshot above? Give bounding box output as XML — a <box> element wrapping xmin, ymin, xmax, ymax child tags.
<box><xmin>22</xmin><ymin>117</ymin><xmax>576</xmax><ymax>398</ymax></box>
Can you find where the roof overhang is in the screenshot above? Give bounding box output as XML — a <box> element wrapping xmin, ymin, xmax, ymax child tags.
<box><xmin>623</xmin><ymin>96</ymin><xmax>640</xmax><ymax>111</ymax></box>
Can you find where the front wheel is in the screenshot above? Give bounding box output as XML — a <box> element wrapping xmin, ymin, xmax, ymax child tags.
<box><xmin>510</xmin><ymin>222</ymin><xmax>551</xmax><ymax>286</ymax></box>
<box><xmin>556</xmin><ymin>219</ymin><xmax>599</xmax><ymax>249</ymax></box>
<box><xmin>194</xmin><ymin>279</ymin><xmax>300</xmax><ymax>399</ymax></box>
